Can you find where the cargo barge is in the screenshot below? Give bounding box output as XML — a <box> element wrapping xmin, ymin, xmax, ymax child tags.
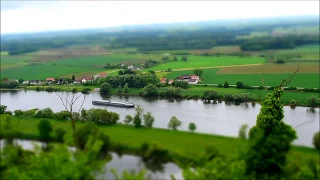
<box><xmin>92</xmin><ymin>100</ymin><xmax>135</xmax><ymax>108</ymax></box>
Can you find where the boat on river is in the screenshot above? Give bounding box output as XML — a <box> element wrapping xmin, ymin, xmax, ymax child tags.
<box><xmin>92</xmin><ymin>100</ymin><xmax>135</xmax><ymax>108</ymax></box>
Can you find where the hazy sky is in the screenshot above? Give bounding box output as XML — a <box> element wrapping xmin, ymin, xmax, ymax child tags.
<box><xmin>1</xmin><ymin>1</ymin><xmax>319</xmax><ymax>34</ymax></box>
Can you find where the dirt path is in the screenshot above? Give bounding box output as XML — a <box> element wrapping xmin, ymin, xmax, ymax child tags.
<box><xmin>155</xmin><ymin>63</ymin><xmax>264</xmax><ymax>72</ymax></box>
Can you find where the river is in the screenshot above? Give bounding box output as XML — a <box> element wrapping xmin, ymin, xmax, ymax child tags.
<box><xmin>1</xmin><ymin>90</ymin><xmax>319</xmax><ymax>147</ymax></box>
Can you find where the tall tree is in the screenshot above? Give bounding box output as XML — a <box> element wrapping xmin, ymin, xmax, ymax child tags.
<box><xmin>72</xmin><ymin>75</ymin><xmax>75</xmax><ymax>81</ymax></box>
<box><xmin>245</xmin><ymin>69</ymin><xmax>299</xmax><ymax>179</ymax></box>
<box><xmin>193</xmin><ymin>69</ymin><xmax>203</xmax><ymax>77</ymax></box>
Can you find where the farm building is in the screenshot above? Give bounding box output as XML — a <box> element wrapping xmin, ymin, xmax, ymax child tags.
<box><xmin>46</xmin><ymin>78</ymin><xmax>55</xmax><ymax>83</ymax></box>
<box><xmin>160</xmin><ymin>78</ymin><xmax>174</xmax><ymax>84</ymax></box>
<box><xmin>29</xmin><ymin>80</ymin><xmax>44</xmax><ymax>85</ymax></box>
<box><xmin>176</xmin><ymin>75</ymin><xmax>200</xmax><ymax>84</ymax></box>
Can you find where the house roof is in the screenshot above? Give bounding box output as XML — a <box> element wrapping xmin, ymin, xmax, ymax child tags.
<box><xmin>46</xmin><ymin>78</ymin><xmax>55</xmax><ymax>81</ymax></box>
<box><xmin>82</xmin><ymin>76</ymin><xmax>93</xmax><ymax>80</ymax></box>
<box><xmin>98</xmin><ymin>72</ymin><xmax>107</xmax><ymax>77</ymax></box>
<box><xmin>190</xmin><ymin>75</ymin><xmax>199</xmax><ymax>79</ymax></box>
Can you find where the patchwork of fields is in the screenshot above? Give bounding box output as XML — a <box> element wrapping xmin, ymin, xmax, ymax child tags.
<box><xmin>0</xmin><ymin>54</ymin><xmax>162</xmax><ymax>79</ymax></box>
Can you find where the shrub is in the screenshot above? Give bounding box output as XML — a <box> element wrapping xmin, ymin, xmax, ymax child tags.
<box><xmin>100</xmin><ymin>82</ymin><xmax>111</xmax><ymax>94</ymax></box>
<box><xmin>23</xmin><ymin>109</ymin><xmax>38</xmax><ymax>117</ymax></box>
<box><xmin>73</xmin><ymin>121</ymin><xmax>98</xmax><ymax>150</ymax></box>
<box><xmin>54</xmin><ymin>128</ymin><xmax>67</xmax><ymax>143</ymax></box>
<box><xmin>37</xmin><ymin>119</ymin><xmax>53</xmax><ymax>141</ymax></box>
<box><xmin>45</xmin><ymin>87</ymin><xmax>55</xmax><ymax>92</ymax></box>
<box><xmin>35</xmin><ymin>108</ymin><xmax>55</xmax><ymax>119</ymax></box>
<box><xmin>4</xmin><ymin>111</ymin><xmax>12</xmax><ymax>115</ymax></box>
<box><xmin>307</xmin><ymin>96</ymin><xmax>319</xmax><ymax>109</ymax></box>
<box><xmin>0</xmin><ymin>105</ymin><xmax>7</xmax><ymax>114</ymax></box>
<box><xmin>55</xmin><ymin>110</ymin><xmax>70</xmax><ymax>120</ymax></box>
<box><xmin>71</xmin><ymin>88</ymin><xmax>77</xmax><ymax>93</ymax></box>
<box><xmin>123</xmin><ymin>83</ymin><xmax>129</xmax><ymax>93</ymax></box>
<box><xmin>188</xmin><ymin>122</ymin><xmax>196</xmax><ymax>132</ymax></box>
<box><xmin>124</xmin><ymin>115</ymin><xmax>133</xmax><ymax>124</ymax></box>
<box><xmin>218</xmin><ymin>84</ymin><xmax>223</xmax><ymax>88</ymax></box>
<box><xmin>312</xmin><ymin>131</ymin><xmax>320</xmax><ymax>150</ymax></box>
<box><xmin>289</xmin><ymin>100</ymin><xmax>297</xmax><ymax>109</ymax></box>
<box><xmin>143</xmin><ymin>112</ymin><xmax>155</xmax><ymax>128</ymax></box>
<box><xmin>224</xmin><ymin>81</ymin><xmax>229</xmax><ymax>88</ymax></box>
<box><xmin>238</xmin><ymin>124</ymin><xmax>249</xmax><ymax>139</ymax></box>
<box><xmin>14</xmin><ymin>109</ymin><xmax>24</xmax><ymax>116</ymax></box>
<box><xmin>276</xmin><ymin>59</ymin><xmax>285</xmax><ymax>64</ymax></box>
<box><xmin>236</xmin><ymin>81</ymin><xmax>244</xmax><ymax>89</ymax></box>
<box><xmin>81</xmin><ymin>88</ymin><xmax>90</xmax><ymax>94</ymax></box>
<box><xmin>142</xmin><ymin>84</ymin><xmax>159</xmax><ymax>97</ymax></box>
<box><xmin>168</xmin><ymin>116</ymin><xmax>182</xmax><ymax>130</ymax></box>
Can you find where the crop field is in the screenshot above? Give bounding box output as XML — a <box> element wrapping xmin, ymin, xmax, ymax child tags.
<box><xmin>261</xmin><ymin>44</ymin><xmax>320</xmax><ymax>58</ymax></box>
<box><xmin>146</xmin><ymin>56</ymin><xmax>265</xmax><ymax>71</ymax></box>
<box><xmin>216</xmin><ymin>63</ymin><xmax>319</xmax><ymax>74</ymax></box>
<box><xmin>0</xmin><ymin>54</ymin><xmax>163</xmax><ymax>80</ymax></box>
<box><xmin>165</xmin><ymin>63</ymin><xmax>319</xmax><ymax>88</ymax></box>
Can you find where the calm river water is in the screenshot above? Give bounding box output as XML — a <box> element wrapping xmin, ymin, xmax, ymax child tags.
<box><xmin>1</xmin><ymin>90</ymin><xmax>319</xmax><ymax>147</ymax></box>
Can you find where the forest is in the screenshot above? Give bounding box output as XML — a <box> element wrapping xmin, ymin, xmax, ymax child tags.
<box><xmin>1</xmin><ymin>16</ymin><xmax>319</xmax><ymax>54</ymax></box>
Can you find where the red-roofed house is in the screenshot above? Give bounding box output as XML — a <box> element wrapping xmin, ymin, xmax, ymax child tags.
<box><xmin>46</xmin><ymin>78</ymin><xmax>55</xmax><ymax>83</ymax></box>
<box><xmin>81</xmin><ymin>76</ymin><xmax>93</xmax><ymax>83</ymax></box>
<box><xmin>160</xmin><ymin>78</ymin><xmax>173</xmax><ymax>84</ymax></box>
<box><xmin>93</xmin><ymin>72</ymin><xmax>108</xmax><ymax>80</ymax></box>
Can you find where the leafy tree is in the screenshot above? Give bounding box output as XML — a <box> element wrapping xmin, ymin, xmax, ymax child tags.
<box><xmin>224</xmin><ymin>81</ymin><xmax>229</xmax><ymax>88</ymax></box>
<box><xmin>0</xmin><ymin>105</ymin><xmax>7</xmax><ymax>114</ymax></box>
<box><xmin>123</xmin><ymin>83</ymin><xmax>129</xmax><ymax>93</ymax></box>
<box><xmin>168</xmin><ymin>116</ymin><xmax>182</xmax><ymax>130</ymax></box>
<box><xmin>18</xmin><ymin>78</ymin><xmax>24</xmax><ymax>84</ymax></box>
<box><xmin>37</xmin><ymin>119</ymin><xmax>53</xmax><ymax>142</ymax></box>
<box><xmin>312</xmin><ymin>131</ymin><xmax>320</xmax><ymax>150</ymax></box>
<box><xmin>72</xmin><ymin>75</ymin><xmax>75</xmax><ymax>81</ymax></box>
<box><xmin>124</xmin><ymin>115</ymin><xmax>133</xmax><ymax>124</ymax></box>
<box><xmin>181</xmin><ymin>55</ymin><xmax>188</xmax><ymax>61</ymax></box>
<box><xmin>100</xmin><ymin>82</ymin><xmax>111</xmax><ymax>93</ymax></box>
<box><xmin>55</xmin><ymin>128</ymin><xmax>67</xmax><ymax>143</ymax></box>
<box><xmin>245</xmin><ymin>87</ymin><xmax>297</xmax><ymax>179</ymax></box>
<box><xmin>188</xmin><ymin>122</ymin><xmax>196</xmax><ymax>132</ymax></box>
<box><xmin>193</xmin><ymin>69</ymin><xmax>203</xmax><ymax>77</ymax></box>
<box><xmin>238</xmin><ymin>124</ymin><xmax>249</xmax><ymax>139</ymax></box>
<box><xmin>173</xmin><ymin>56</ymin><xmax>178</xmax><ymax>61</ymax></box>
<box><xmin>148</xmin><ymin>70</ymin><xmax>155</xmax><ymax>74</ymax></box>
<box><xmin>236</xmin><ymin>81</ymin><xmax>244</xmax><ymax>89</ymax></box>
<box><xmin>117</xmin><ymin>85</ymin><xmax>122</xmax><ymax>93</ymax></box>
<box><xmin>143</xmin><ymin>112</ymin><xmax>155</xmax><ymax>128</ymax></box>
<box><xmin>142</xmin><ymin>84</ymin><xmax>159</xmax><ymax>97</ymax></box>
<box><xmin>307</xmin><ymin>96</ymin><xmax>319</xmax><ymax>109</ymax></box>
<box><xmin>133</xmin><ymin>106</ymin><xmax>144</xmax><ymax>128</ymax></box>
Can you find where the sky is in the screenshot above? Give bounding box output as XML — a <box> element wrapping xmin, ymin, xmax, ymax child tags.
<box><xmin>1</xmin><ymin>1</ymin><xmax>319</xmax><ymax>34</ymax></box>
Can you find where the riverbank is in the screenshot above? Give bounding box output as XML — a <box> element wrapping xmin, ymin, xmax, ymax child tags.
<box><xmin>0</xmin><ymin>116</ymin><xmax>318</xmax><ymax>165</ymax></box>
<box><xmin>2</xmin><ymin>84</ymin><xmax>319</xmax><ymax>107</ymax></box>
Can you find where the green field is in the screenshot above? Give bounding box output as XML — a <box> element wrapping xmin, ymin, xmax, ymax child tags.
<box><xmin>145</xmin><ymin>56</ymin><xmax>265</xmax><ymax>71</ymax></box>
<box><xmin>263</xmin><ymin>44</ymin><xmax>320</xmax><ymax>58</ymax></box>
<box><xmin>166</xmin><ymin>65</ymin><xmax>319</xmax><ymax>88</ymax></box>
<box><xmin>1</xmin><ymin>54</ymin><xmax>162</xmax><ymax>80</ymax></box>
<box><xmin>0</xmin><ymin>51</ymin><xmax>9</xmax><ymax>56</ymax></box>
<box><xmin>2</xmin><ymin>116</ymin><xmax>319</xmax><ymax>163</ymax></box>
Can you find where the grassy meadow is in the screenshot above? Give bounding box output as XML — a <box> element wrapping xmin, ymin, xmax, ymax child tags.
<box><xmin>2</xmin><ymin>116</ymin><xmax>319</xmax><ymax>163</ymax></box>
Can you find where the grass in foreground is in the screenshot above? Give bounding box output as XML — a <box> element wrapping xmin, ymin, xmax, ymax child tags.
<box><xmin>2</xmin><ymin>116</ymin><xmax>319</xmax><ymax>163</ymax></box>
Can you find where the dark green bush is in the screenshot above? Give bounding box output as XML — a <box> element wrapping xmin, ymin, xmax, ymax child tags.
<box><xmin>14</xmin><ymin>110</ymin><xmax>24</xmax><ymax>116</ymax></box>
<box><xmin>35</xmin><ymin>108</ymin><xmax>55</xmax><ymax>118</ymax></box>
<box><xmin>54</xmin><ymin>128</ymin><xmax>67</xmax><ymax>143</ymax></box>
